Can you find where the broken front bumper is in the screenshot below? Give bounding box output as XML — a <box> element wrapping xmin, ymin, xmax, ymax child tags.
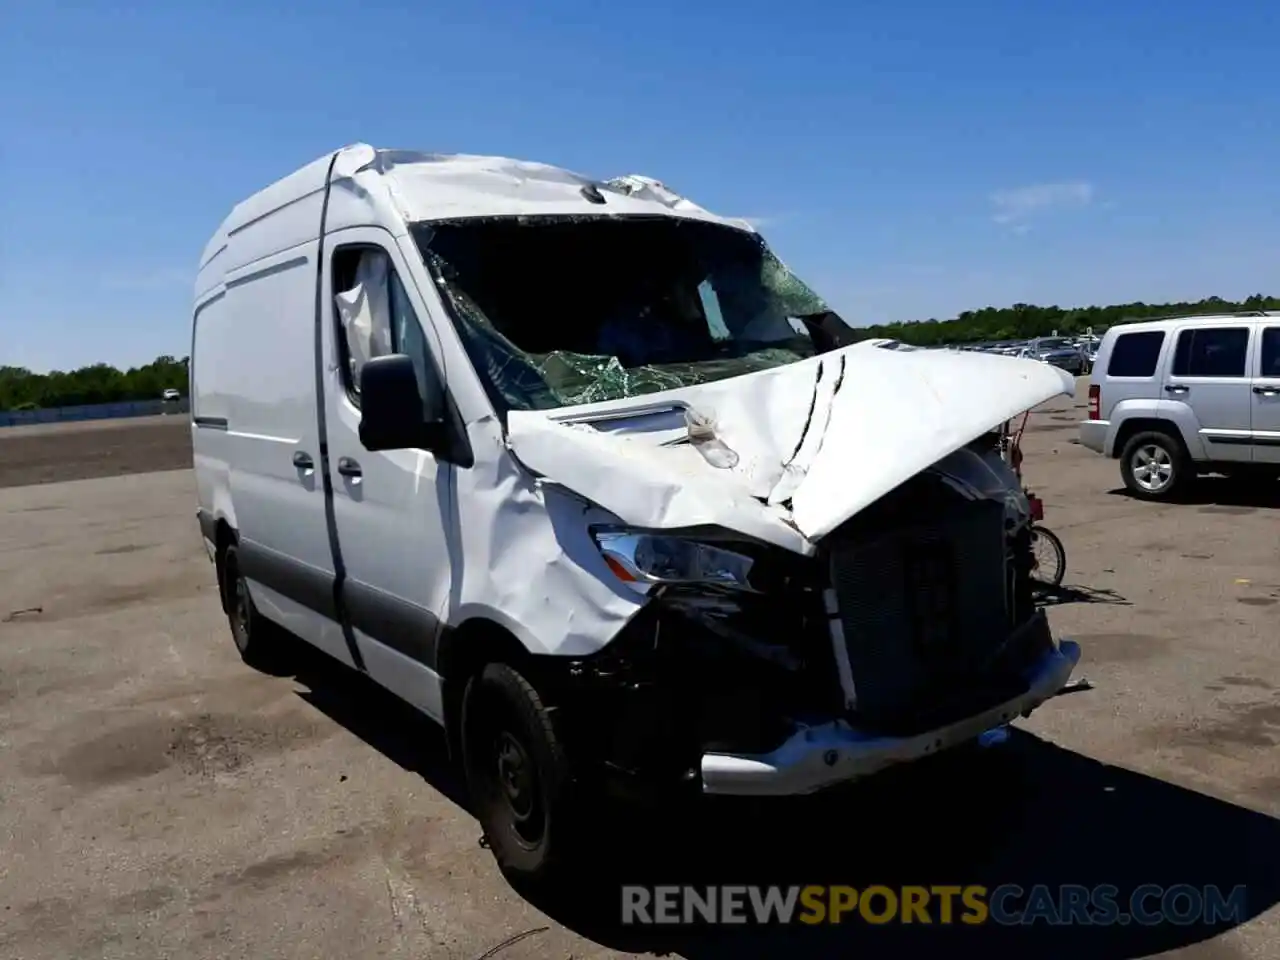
<box><xmin>699</xmin><ymin>639</ymin><xmax>1081</xmax><ymax>796</ymax></box>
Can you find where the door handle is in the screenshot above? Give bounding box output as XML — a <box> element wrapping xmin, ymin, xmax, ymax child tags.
<box><xmin>1253</xmin><ymin>385</ymin><xmax>1279</xmax><ymax>396</ymax></box>
<box><xmin>1164</xmin><ymin>384</ymin><xmax>1190</xmax><ymax>394</ymax></box>
<box><xmin>292</xmin><ymin>451</ymin><xmax>314</xmax><ymax>470</ymax></box>
<box><xmin>336</xmin><ymin>456</ymin><xmax>363</xmax><ymax>479</ymax></box>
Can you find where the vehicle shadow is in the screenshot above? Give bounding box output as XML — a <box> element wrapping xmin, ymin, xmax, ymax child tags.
<box><xmin>532</xmin><ymin>732</ymin><xmax>1280</xmax><ymax>960</ymax></box>
<box><xmin>279</xmin><ymin>639</ymin><xmax>1280</xmax><ymax>960</ymax></box>
<box><xmin>1107</xmin><ymin>478</ymin><xmax>1280</xmax><ymax>510</ymax></box>
<box><xmin>284</xmin><ymin>637</ymin><xmax>471</xmax><ymax>811</ymax></box>
<box><xmin>1036</xmin><ymin>583</ymin><xmax>1132</xmax><ymax>607</ymax></box>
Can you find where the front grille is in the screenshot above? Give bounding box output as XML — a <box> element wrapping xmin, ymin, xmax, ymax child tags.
<box><xmin>829</xmin><ymin>498</ymin><xmax>1014</xmax><ymax>728</ymax></box>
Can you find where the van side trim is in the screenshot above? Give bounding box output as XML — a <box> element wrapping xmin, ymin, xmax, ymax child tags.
<box><xmin>311</xmin><ymin>150</ymin><xmax>366</xmax><ymax>671</ymax></box>
<box><xmin>238</xmin><ymin>538</ymin><xmax>339</xmax><ymax>621</ymax></box>
<box><xmin>345</xmin><ymin>580</ymin><xmax>440</xmax><ymax>668</ymax></box>
<box><xmin>226</xmin><ymin>253</ymin><xmax>309</xmax><ymax>289</ymax></box>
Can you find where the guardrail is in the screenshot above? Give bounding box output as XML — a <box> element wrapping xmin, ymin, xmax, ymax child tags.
<box><xmin>0</xmin><ymin>398</ymin><xmax>190</xmax><ymax>428</ymax></box>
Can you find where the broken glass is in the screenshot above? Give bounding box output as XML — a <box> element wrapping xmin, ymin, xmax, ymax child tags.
<box><xmin>414</xmin><ymin>216</ymin><xmax>851</xmax><ymax>412</ymax></box>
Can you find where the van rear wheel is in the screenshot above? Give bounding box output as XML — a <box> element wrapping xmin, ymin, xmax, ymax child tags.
<box><xmin>1120</xmin><ymin>431</ymin><xmax>1186</xmax><ymax>501</ymax></box>
<box><xmin>461</xmin><ymin>662</ymin><xmax>583</xmax><ymax>887</ymax></box>
<box><xmin>220</xmin><ymin>543</ymin><xmax>280</xmax><ymax>669</ymax></box>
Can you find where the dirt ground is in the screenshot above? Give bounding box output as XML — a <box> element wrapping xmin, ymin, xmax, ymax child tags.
<box><xmin>1</xmin><ymin>395</ymin><xmax>1277</xmax><ymax>960</ymax></box>
<box><xmin>0</xmin><ymin>415</ymin><xmax>192</xmax><ymax>488</ymax></box>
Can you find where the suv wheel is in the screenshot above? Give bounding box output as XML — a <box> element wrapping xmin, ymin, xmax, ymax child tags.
<box><xmin>461</xmin><ymin>662</ymin><xmax>584</xmax><ymax>887</ymax></box>
<box><xmin>1120</xmin><ymin>431</ymin><xmax>1186</xmax><ymax>500</ymax></box>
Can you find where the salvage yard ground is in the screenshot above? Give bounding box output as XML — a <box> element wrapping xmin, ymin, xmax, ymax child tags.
<box><xmin>0</xmin><ymin>415</ymin><xmax>193</xmax><ymax>489</ymax></box>
<box><xmin>1</xmin><ymin>386</ymin><xmax>1278</xmax><ymax>959</ymax></box>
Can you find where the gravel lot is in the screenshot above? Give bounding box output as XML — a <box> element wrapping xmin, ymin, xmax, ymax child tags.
<box><xmin>1</xmin><ymin>393</ymin><xmax>1277</xmax><ymax>959</ymax></box>
<box><xmin>0</xmin><ymin>415</ymin><xmax>193</xmax><ymax>488</ymax></box>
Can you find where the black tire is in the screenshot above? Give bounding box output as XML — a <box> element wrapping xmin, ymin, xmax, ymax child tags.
<box><xmin>220</xmin><ymin>543</ymin><xmax>280</xmax><ymax>669</ymax></box>
<box><xmin>1029</xmin><ymin>525</ymin><xmax>1066</xmax><ymax>589</ymax></box>
<box><xmin>1119</xmin><ymin>430</ymin><xmax>1186</xmax><ymax>501</ymax></box>
<box><xmin>461</xmin><ymin>661</ymin><xmax>581</xmax><ymax>887</ymax></box>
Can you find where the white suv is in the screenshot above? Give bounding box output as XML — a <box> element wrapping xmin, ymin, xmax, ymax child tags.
<box><xmin>1079</xmin><ymin>313</ymin><xmax>1280</xmax><ymax>499</ymax></box>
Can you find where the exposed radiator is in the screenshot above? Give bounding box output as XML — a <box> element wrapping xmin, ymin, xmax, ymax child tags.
<box><xmin>827</xmin><ymin>499</ymin><xmax>1012</xmax><ymax>725</ymax></box>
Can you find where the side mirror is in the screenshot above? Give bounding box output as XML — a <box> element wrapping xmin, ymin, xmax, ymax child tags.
<box><xmin>358</xmin><ymin>353</ymin><xmax>446</xmax><ymax>451</ymax></box>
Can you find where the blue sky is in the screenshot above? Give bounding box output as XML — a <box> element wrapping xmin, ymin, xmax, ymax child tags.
<box><xmin>3</xmin><ymin>0</ymin><xmax>1278</xmax><ymax>372</ymax></box>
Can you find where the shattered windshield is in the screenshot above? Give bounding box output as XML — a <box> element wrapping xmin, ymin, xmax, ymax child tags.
<box><xmin>411</xmin><ymin>216</ymin><xmax>855</xmax><ymax>411</ymax></box>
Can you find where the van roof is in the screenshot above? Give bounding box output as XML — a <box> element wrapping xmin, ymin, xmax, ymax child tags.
<box><xmin>201</xmin><ymin>143</ymin><xmax>748</xmax><ymax>269</ymax></box>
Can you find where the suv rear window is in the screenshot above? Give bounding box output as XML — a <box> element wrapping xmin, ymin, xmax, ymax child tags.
<box><xmin>1106</xmin><ymin>330</ymin><xmax>1165</xmax><ymax>377</ymax></box>
<box><xmin>1172</xmin><ymin>327</ymin><xmax>1249</xmax><ymax>378</ymax></box>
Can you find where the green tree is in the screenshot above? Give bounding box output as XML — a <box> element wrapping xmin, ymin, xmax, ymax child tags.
<box><xmin>0</xmin><ymin>356</ymin><xmax>189</xmax><ymax>411</ymax></box>
<box><xmin>851</xmin><ymin>295</ymin><xmax>1280</xmax><ymax>346</ymax></box>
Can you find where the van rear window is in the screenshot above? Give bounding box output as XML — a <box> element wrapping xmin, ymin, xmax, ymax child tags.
<box><xmin>1106</xmin><ymin>330</ymin><xmax>1165</xmax><ymax>377</ymax></box>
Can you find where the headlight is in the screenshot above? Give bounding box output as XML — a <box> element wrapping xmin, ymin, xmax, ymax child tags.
<box><xmin>591</xmin><ymin>529</ymin><xmax>755</xmax><ymax>594</ymax></box>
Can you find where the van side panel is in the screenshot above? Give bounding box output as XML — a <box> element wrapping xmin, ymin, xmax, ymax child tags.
<box><xmin>221</xmin><ymin>246</ymin><xmax>319</xmax><ymax>440</ymax></box>
<box><xmin>192</xmin><ymin>289</ymin><xmax>232</xmax><ymax>542</ymax></box>
<box><xmin>192</xmin><ymin>198</ymin><xmax>355</xmax><ymax>666</ymax></box>
<box><xmin>227</xmin><ymin>243</ymin><xmax>353</xmax><ymax>663</ymax></box>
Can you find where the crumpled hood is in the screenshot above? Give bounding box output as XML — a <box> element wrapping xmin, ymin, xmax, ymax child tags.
<box><xmin>506</xmin><ymin>345</ymin><xmax>1074</xmax><ymax>553</ymax></box>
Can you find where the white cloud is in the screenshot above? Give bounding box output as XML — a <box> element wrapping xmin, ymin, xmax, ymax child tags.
<box><xmin>990</xmin><ymin>181</ymin><xmax>1095</xmax><ymax>225</ymax></box>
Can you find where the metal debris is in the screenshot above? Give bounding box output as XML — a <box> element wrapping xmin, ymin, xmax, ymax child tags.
<box><xmin>1055</xmin><ymin>677</ymin><xmax>1095</xmax><ymax>696</ymax></box>
<box><xmin>474</xmin><ymin>926</ymin><xmax>550</xmax><ymax>960</ymax></box>
<box><xmin>3</xmin><ymin>606</ymin><xmax>43</xmax><ymax>623</ymax></box>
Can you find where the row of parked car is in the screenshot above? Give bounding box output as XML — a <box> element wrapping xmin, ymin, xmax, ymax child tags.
<box><xmin>950</xmin><ymin>336</ymin><xmax>1100</xmax><ymax>375</ymax></box>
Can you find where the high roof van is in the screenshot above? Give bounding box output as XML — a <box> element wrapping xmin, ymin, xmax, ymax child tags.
<box><xmin>192</xmin><ymin>144</ymin><xmax>1082</xmax><ymax>883</ymax></box>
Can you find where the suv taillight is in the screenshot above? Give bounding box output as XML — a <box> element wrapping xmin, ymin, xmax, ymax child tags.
<box><xmin>1088</xmin><ymin>383</ymin><xmax>1100</xmax><ymax>420</ymax></box>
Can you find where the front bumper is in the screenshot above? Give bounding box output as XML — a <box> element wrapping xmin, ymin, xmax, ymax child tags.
<box><xmin>699</xmin><ymin>639</ymin><xmax>1081</xmax><ymax>796</ymax></box>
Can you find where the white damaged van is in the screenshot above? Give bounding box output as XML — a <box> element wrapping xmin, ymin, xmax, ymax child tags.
<box><xmin>192</xmin><ymin>144</ymin><xmax>1082</xmax><ymax>882</ymax></box>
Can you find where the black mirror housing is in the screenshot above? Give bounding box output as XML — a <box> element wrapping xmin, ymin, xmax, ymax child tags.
<box><xmin>358</xmin><ymin>353</ymin><xmax>445</xmax><ymax>451</ymax></box>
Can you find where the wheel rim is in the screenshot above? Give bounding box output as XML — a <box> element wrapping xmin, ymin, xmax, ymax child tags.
<box><xmin>494</xmin><ymin>728</ymin><xmax>544</xmax><ymax>846</ymax></box>
<box><xmin>1131</xmin><ymin>444</ymin><xmax>1174</xmax><ymax>491</ymax></box>
<box><xmin>232</xmin><ymin>575</ymin><xmax>251</xmax><ymax>650</ymax></box>
<box><xmin>1031</xmin><ymin>531</ymin><xmax>1060</xmax><ymax>584</ymax></box>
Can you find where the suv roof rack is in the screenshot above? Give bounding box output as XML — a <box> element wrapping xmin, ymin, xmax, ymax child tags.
<box><xmin>1115</xmin><ymin>309</ymin><xmax>1277</xmax><ymax>325</ymax></box>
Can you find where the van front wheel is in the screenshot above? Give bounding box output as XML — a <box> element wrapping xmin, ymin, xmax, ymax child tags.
<box><xmin>461</xmin><ymin>662</ymin><xmax>580</xmax><ymax>886</ymax></box>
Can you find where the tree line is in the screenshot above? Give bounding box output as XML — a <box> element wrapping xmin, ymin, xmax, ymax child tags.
<box><xmin>0</xmin><ymin>356</ymin><xmax>188</xmax><ymax>411</ymax></box>
<box><xmin>851</xmin><ymin>293</ymin><xmax>1280</xmax><ymax>347</ymax></box>
<box><xmin>3</xmin><ymin>293</ymin><xmax>1277</xmax><ymax>409</ymax></box>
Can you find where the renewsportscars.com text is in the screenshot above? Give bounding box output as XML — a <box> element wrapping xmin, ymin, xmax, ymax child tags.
<box><xmin>621</xmin><ymin>884</ymin><xmax>1249</xmax><ymax>927</ymax></box>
